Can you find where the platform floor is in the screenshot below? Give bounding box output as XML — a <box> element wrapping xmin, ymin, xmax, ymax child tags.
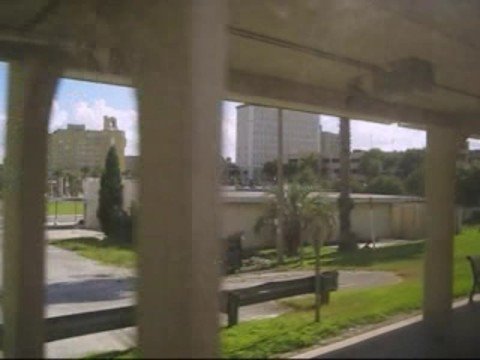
<box><xmin>316</xmin><ymin>300</ymin><xmax>480</xmax><ymax>358</ymax></box>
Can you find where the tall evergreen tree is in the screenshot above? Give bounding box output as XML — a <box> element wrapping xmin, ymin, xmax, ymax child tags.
<box><xmin>97</xmin><ymin>146</ymin><xmax>123</xmax><ymax>237</ymax></box>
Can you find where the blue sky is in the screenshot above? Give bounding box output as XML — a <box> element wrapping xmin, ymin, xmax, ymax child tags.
<box><xmin>0</xmin><ymin>61</ymin><xmax>479</xmax><ymax>162</ymax></box>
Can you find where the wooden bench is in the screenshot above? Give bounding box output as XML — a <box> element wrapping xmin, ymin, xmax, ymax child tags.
<box><xmin>220</xmin><ymin>271</ymin><xmax>338</xmax><ymax>327</ymax></box>
<box><xmin>467</xmin><ymin>256</ymin><xmax>480</xmax><ymax>304</ymax></box>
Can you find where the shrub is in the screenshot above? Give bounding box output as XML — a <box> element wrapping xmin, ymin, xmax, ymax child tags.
<box><xmin>365</xmin><ymin>175</ymin><xmax>405</xmax><ymax>195</ymax></box>
<box><xmin>97</xmin><ymin>146</ymin><xmax>134</xmax><ymax>243</ymax></box>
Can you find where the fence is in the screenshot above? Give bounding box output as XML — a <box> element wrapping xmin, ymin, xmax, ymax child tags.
<box><xmin>47</xmin><ymin>197</ymin><xmax>85</xmax><ymax>226</ymax></box>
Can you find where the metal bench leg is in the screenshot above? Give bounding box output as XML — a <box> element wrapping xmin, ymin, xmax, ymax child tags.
<box><xmin>227</xmin><ymin>296</ymin><xmax>239</xmax><ymax>327</ymax></box>
<box><xmin>469</xmin><ymin>280</ymin><xmax>479</xmax><ymax>304</ymax></box>
<box><xmin>320</xmin><ymin>290</ymin><xmax>330</xmax><ymax>305</ymax></box>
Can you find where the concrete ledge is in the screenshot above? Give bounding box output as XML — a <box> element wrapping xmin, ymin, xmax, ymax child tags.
<box><xmin>292</xmin><ymin>315</ymin><xmax>423</xmax><ymax>359</ymax></box>
<box><xmin>45</xmin><ymin>223</ymin><xmax>78</xmax><ymax>230</ymax></box>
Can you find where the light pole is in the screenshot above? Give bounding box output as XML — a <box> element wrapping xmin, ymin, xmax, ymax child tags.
<box><xmin>54</xmin><ymin>198</ymin><xmax>58</xmax><ymax>226</ymax></box>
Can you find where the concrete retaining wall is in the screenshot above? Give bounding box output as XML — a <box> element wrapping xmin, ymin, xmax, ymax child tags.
<box><xmin>83</xmin><ymin>179</ymin><xmax>429</xmax><ymax>249</ymax></box>
<box><xmin>83</xmin><ymin>178</ymin><xmax>138</xmax><ymax>230</ymax></box>
<box><xmin>219</xmin><ymin>193</ymin><xmax>428</xmax><ymax>248</ymax></box>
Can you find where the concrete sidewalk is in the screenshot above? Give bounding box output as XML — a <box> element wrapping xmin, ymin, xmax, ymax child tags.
<box><xmin>46</xmin><ymin>228</ymin><xmax>104</xmax><ymax>242</ymax></box>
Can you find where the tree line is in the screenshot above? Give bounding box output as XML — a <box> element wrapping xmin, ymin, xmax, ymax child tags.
<box><xmin>221</xmin><ymin>147</ymin><xmax>480</xmax><ymax>208</ymax></box>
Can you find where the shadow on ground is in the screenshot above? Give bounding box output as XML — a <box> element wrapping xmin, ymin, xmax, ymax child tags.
<box><xmin>46</xmin><ymin>276</ymin><xmax>135</xmax><ymax>304</ymax></box>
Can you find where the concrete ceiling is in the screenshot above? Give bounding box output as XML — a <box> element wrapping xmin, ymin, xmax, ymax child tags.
<box><xmin>0</xmin><ymin>0</ymin><xmax>478</xmax><ymax>131</ymax></box>
<box><xmin>227</xmin><ymin>0</ymin><xmax>480</xmax><ymax>130</ymax></box>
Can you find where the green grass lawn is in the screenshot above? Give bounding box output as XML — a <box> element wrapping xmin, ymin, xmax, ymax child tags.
<box><xmin>52</xmin><ymin>237</ymin><xmax>136</xmax><ymax>268</ymax></box>
<box><xmin>70</xmin><ymin>227</ymin><xmax>480</xmax><ymax>359</ymax></box>
<box><xmin>47</xmin><ymin>200</ymin><xmax>84</xmax><ymax>216</ymax></box>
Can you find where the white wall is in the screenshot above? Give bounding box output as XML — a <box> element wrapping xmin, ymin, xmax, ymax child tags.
<box><xmin>84</xmin><ymin>184</ymin><xmax>431</xmax><ymax>249</ymax></box>
<box><xmin>219</xmin><ymin>196</ymin><xmax>427</xmax><ymax>248</ymax></box>
<box><xmin>83</xmin><ymin>177</ymin><xmax>138</xmax><ymax>229</ymax></box>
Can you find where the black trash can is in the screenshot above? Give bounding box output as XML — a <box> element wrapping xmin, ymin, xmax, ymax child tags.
<box><xmin>224</xmin><ymin>231</ymin><xmax>244</xmax><ymax>275</ymax></box>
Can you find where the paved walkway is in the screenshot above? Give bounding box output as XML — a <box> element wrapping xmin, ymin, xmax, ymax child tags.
<box><xmin>44</xmin><ymin>244</ymin><xmax>134</xmax><ymax>357</ymax></box>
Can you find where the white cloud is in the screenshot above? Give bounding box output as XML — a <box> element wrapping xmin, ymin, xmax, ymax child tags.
<box><xmin>49</xmin><ymin>100</ymin><xmax>68</xmax><ymax>131</ymax></box>
<box><xmin>351</xmin><ymin>120</ymin><xmax>426</xmax><ymax>151</ymax></box>
<box><xmin>320</xmin><ymin>115</ymin><xmax>426</xmax><ymax>151</ymax></box>
<box><xmin>320</xmin><ymin>115</ymin><xmax>339</xmax><ymax>134</ymax></box>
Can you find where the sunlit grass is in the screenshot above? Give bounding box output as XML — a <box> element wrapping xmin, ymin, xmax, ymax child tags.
<box><xmin>52</xmin><ymin>237</ymin><xmax>135</xmax><ymax>268</ymax></box>
<box><xmin>47</xmin><ymin>200</ymin><xmax>84</xmax><ymax>216</ymax></box>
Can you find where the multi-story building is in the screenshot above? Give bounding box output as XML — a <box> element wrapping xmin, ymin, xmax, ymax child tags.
<box><xmin>48</xmin><ymin>116</ymin><xmax>127</xmax><ymax>174</ymax></box>
<box><xmin>236</xmin><ymin>105</ymin><xmax>321</xmax><ymax>180</ymax></box>
<box><xmin>320</xmin><ymin>131</ymin><xmax>341</xmax><ymax>158</ymax></box>
<box><xmin>322</xmin><ymin>149</ymin><xmax>365</xmax><ymax>180</ymax></box>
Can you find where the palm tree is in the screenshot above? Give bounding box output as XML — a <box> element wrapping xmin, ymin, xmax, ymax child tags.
<box><xmin>52</xmin><ymin>169</ymin><xmax>63</xmax><ymax>197</ymax></box>
<box><xmin>337</xmin><ymin>117</ymin><xmax>358</xmax><ymax>252</ymax></box>
<box><xmin>255</xmin><ymin>179</ymin><xmax>336</xmax><ymax>257</ymax></box>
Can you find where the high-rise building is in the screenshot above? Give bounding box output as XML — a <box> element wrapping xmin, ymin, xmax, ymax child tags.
<box><xmin>236</xmin><ymin>105</ymin><xmax>321</xmax><ymax>180</ymax></box>
<box><xmin>320</xmin><ymin>131</ymin><xmax>341</xmax><ymax>158</ymax></box>
<box><xmin>48</xmin><ymin>116</ymin><xmax>127</xmax><ymax>174</ymax></box>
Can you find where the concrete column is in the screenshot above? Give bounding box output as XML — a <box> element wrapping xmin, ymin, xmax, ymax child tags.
<box><xmin>423</xmin><ymin>125</ymin><xmax>459</xmax><ymax>339</ymax></box>
<box><xmin>4</xmin><ymin>53</ymin><xmax>62</xmax><ymax>357</ymax></box>
<box><xmin>276</xmin><ymin>108</ymin><xmax>285</xmax><ymax>263</ymax></box>
<box><xmin>338</xmin><ymin>117</ymin><xmax>356</xmax><ymax>252</ymax></box>
<box><xmin>133</xmin><ymin>1</ymin><xmax>226</xmax><ymax>357</ymax></box>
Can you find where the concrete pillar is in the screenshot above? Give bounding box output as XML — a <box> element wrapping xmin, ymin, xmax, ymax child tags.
<box><xmin>4</xmin><ymin>53</ymin><xmax>62</xmax><ymax>357</ymax></box>
<box><xmin>338</xmin><ymin>117</ymin><xmax>356</xmax><ymax>252</ymax></box>
<box><xmin>276</xmin><ymin>108</ymin><xmax>285</xmax><ymax>263</ymax></box>
<box><xmin>423</xmin><ymin>125</ymin><xmax>459</xmax><ymax>339</ymax></box>
<box><xmin>133</xmin><ymin>1</ymin><xmax>226</xmax><ymax>357</ymax></box>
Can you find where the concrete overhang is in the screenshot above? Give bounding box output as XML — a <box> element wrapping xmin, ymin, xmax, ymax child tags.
<box><xmin>0</xmin><ymin>0</ymin><xmax>478</xmax><ymax>132</ymax></box>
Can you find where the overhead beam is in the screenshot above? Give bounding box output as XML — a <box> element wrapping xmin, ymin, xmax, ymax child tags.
<box><xmin>0</xmin><ymin>39</ymin><xmax>133</xmax><ymax>87</ymax></box>
<box><xmin>62</xmin><ymin>68</ymin><xmax>133</xmax><ymax>87</ymax></box>
<box><xmin>226</xmin><ymin>70</ymin><xmax>470</xmax><ymax>129</ymax></box>
<box><xmin>0</xmin><ymin>34</ymin><xmax>478</xmax><ymax>132</ymax></box>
